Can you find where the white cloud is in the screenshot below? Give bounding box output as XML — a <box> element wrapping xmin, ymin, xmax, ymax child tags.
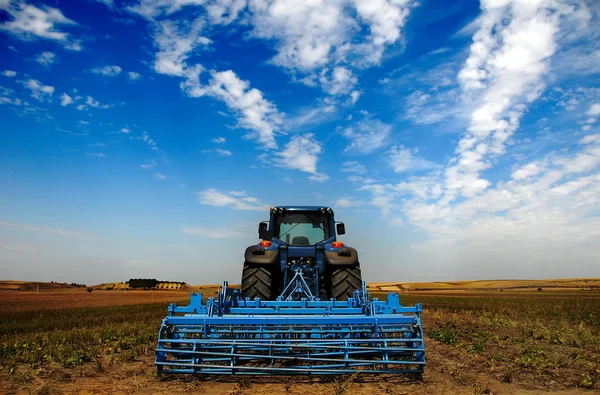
<box><xmin>152</xmin><ymin>18</ymin><xmax>208</xmax><ymax>93</ymax></box>
<box><xmin>34</xmin><ymin>51</ymin><xmax>56</xmax><ymax>66</ymax></box>
<box><xmin>140</xmin><ymin>159</ymin><xmax>156</xmax><ymax>169</ymax></box>
<box><xmin>580</xmin><ymin>133</ymin><xmax>599</xmax><ymax>145</ymax></box>
<box><xmin>137</xmin><ymin>0</ymin><xmax>414</xmax><ymax>95</ymax></box>
<box><xmin>0</xmin><ymin>1</ymin><xmax>79</xmax><ymax>49</ymax></box>
<box><xmin>76</xmin><ymin>95</ymin><xmax>111</xmax><ymax>111</ymax></box>
<box><xmin>150</xmin><ymin>21</ymin><xmax>282</xmax><ymax>149</ymax></box>
<box><xmin>308</xmin><ymin>172</ymin><xmax>329</xmax><ymax>182</ymax></box>
<box><xmin>341</xmin><ymin>161</ymin><xmax>366</xmax><ymax>174</ymax></box>
<box><xmin>245</xmin><ymin>0</ymin><xmax>413</xmax><ymax>93</ymax></box>
<box><xmin>588</xmin><ymin>103</ymin><xmax>600</xmax><ymax>116</ymax></box>
<box><xmin>212</xmin><ymin>136</ymin><xmax>226</xmax><ymax>143</ymax></box>
<box><xmin>348</xmin><ymin>90</ymin><xmax>361</xmax><ymax>106</ymax></box>
<box><xmin>127</xmin><ymin>71</ymin><xmax>142</xmax><ymax>81</ymax></box>
<box><xmin>153</xmin><ymin>172</ymin><xmax>167</xmax><ymax>180</ymax></box>
<box><xmin>511</xmin><ymin>163</ymin><xmax>543</xmax><ymax>180</ymax></box>
<box><xmin>197</xmin><ymin>188</ymin><xmax>270</xmax><ymax>211</ymax></box>
<box><xmin>22</xmin><ymin>79</ymin><xmax>54</xmax><ymax>101</ymax></box>
<box><xmin>60</xmin><ymin>93</ymin><xmax>73</xmax><ymax>106</ymax></box>
<box><xmin>388</xmin><ymin>145</ymin><xmax>437</xmax><ymax>173</ymax></box>
<box><xmin>343</xmin><ymin>119</ymin><xmax>391</xmax><ymax>154</ymax></box>
<box><xmin>274</xmin><ymin>134</ymin><xmax>323</xmax><ymax>174</ymax></box>
<box><xmin>216</xmin><ymin>148</ymin><xmax>232</xmax><ymax>156</ymax></box>
<box><xmin>91</xmin><ymin>65</ymin><xmax>122</xmax><ymax>76</ymax></box>
<box><xmin>182</xmin><ymin>226</ymin><xmax>248</xmax><ymax>238</ymax></box>
<box><xmin>448</xmin><ymin>0</ymin><xmax>567</xmax><ymax>199</ymax></box>
<box><xmin>319</xmin><ymin>66</ymin><xmax>357</xmax><ymax>95</ymax></box>
<box><xmin>0</xmin><ymin>220</ymin><xmax>89</xmax><ymax>239</ymax></box>
<box><xmin>335</xmin><ymin>197</ymin><xmax>361</xmax><ymax>208</ymax></box>
<box><xmin>201</xmin><ymin>70</ymin><xmax>283</xmax><ymax>149</ymax></box>
<box><xmin>86</xmin><ymin>152</ymin><xmax>107</xmax><ymax>158</ymax></box>
<box><xmin>94</xmin><ymin>0</ymin><xmax>115</xmax><ymax>9</ymax></box>
<box><xmin>139</xmin><ymin>131</ymin><xmax>159</xmax><ymax>151</ymax></box>
<box><xmin>2</xmin><ymin>70</ymin><xmax>17</xmax><ymax>77</ymax></box>
<box><xmin>121</xmin><ymin>127</ymin><xmax>130</xmax><ymax>134</ymax></box>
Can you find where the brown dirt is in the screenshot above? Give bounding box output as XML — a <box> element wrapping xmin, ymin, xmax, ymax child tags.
<box><xmin>0</xmin><ymin>343</ymin><xmax>589</xmax><ymax>395</ymax></box>
<box><xmin>1</xmin><ymin>288</ymin><xmax>597</xmax><ymax>394</ymax></box>
<box><xmin>0</xmin><ymin>290</ymin><xmax>192</xmax><ymax>312</ymax></box>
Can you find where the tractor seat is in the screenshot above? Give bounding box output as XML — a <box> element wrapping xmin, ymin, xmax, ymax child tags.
<box><xmin>291</xmin><ymin>236</ymin><xmax>310</xmax><ymax>245</ymax></box>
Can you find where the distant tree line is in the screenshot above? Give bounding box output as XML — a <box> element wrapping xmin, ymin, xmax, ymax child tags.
<box><xmin>128</xmin><ymin>278</ymin><xmax>160</xmax><ymax>289</ymax></box>
<box><xmin>126</xmin><ymin>279</ymin><xmax>186</xmax><ymax>289</ymax></box>
<box><xmin>49</xmin><ymin>281</ymin><xmax>87</xmax><ymax>287</ymax></box>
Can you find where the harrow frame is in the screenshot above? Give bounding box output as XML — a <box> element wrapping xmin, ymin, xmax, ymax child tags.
<box><xmin>155</xmin><ymin>282</ymin><xmax>425</xmax><ymax>375</ymax></box>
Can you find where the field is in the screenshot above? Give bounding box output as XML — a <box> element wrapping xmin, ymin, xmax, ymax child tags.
<box><xmin>1</xmin><ymin>284</ymin><xmax>599</xmax><ymax>394</ymax></box>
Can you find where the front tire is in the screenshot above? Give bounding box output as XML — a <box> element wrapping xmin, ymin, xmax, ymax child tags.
<box><xmin>328</xmin><ymin>265</ymin><xmax>362</xmax><ymax>300</ymax></box>
<box><xmin>241</xmin><ymin>263</ymin><xmax>278</xmax><ymax>300</ymax></box>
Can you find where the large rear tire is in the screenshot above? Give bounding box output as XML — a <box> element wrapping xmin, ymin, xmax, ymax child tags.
<box><xmin>328</xmin><ymin>265</ymin><xmax>362</xmax><ymax>300</ymax></box>
<box><xmin>241</xmin><ymin>263</ymin><xmax>277</xmax><ymax>300</ymax></box>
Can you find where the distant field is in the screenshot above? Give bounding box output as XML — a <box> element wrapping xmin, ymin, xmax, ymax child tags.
<box><xmin>369</xmin><ymin>278</ymin><xmax>600</xmax><ymax>293</ymax></box>
<box><xmin>0</xmin><ymin>285</ymin><xmax>598</xmax><ymax>394</ymax></box>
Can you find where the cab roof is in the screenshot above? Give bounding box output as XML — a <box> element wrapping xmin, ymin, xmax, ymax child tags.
<box><xmin>273</xmin><ymin>206</ymin><xmax>331</xmax><ymax>212</ymax></box>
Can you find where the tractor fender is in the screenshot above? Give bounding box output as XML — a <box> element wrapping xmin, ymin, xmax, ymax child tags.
<box><xmin>244</xmin><ymin>245</ymin><xmax>279</xmax><ymax>265</ymax></box>
<box><xmin>324</xmin><ymin>247</ymin><xmax>359</xmax><ymax>266</ymax></box>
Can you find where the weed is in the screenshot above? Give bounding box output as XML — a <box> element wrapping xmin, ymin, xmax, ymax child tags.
<box><xmin>331</xmin><ymin>373</ymin><xmax>357</xmax><ymax>395</ymax></box>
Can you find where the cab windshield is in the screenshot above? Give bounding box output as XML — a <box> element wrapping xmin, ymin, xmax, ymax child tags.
<box><xmin>274</xmin><ymin>212</ymin><xmax>329</xmax><ymax>245</ymax></box>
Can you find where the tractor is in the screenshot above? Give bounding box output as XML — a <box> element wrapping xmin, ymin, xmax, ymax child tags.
<box><xmin>242</xmin><ymin>206</ymin><xmax>361</xmax><ymax>302</ymax></box>
<box><xmin>155</xmin><ymin>206</ymin><xmax>425</xmax><ymax>375</ymax></box>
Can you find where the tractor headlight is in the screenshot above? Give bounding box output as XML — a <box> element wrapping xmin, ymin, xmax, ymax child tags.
<box><xmin>327</xmin><ymin>208</ymin><xmax>332</xmax><ymax>214</ymax></box>
<box><xmin>278</xmin><ymin>207</ymin><xmax>284</xmax><ymax>214</ymax></box>
<box><xmin>320</xmin><ymin>207</ymin><xmax>326</xmax><ymax>214</ymax></box>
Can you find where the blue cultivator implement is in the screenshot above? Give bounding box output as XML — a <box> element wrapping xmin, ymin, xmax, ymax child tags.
<box><xmin>155</xmin><ymin>206</ymin><xmax>425</xmax><ymax>375</ymax></box>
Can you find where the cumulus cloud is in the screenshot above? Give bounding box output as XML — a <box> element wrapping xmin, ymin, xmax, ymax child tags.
<box><xmin>60</xmin><ymin>92</ymin><xmax>73</xmax><ymax>106</ymax></box>
<box><xmin>341</xmin><ymin>161</ymin><xmax>367</xmax><ymax>174</ymax></box>
<box><xmin>140</xmin><ymin>159</ymin><xmax>156</xmax><ymax>169</ymax></box>
<box><xmin>512</xmin><ymin>163</ymin><xmax>543</xmax><ymax>180</ymax></box>
<box><xmin>388</xmin><ymin>145</ymin><xmax>437</xmax><ymax>173</ymax></box>
<box><xmin>197</xmin><ymin>188</ymin><xmax>270</xmax><ymax>211</ymax></box>
<box><xmin>75</xmin><ymin>95</ymin><xmax>111</xmax><ymax>111</ymax></box>
<box><xmin>215</xmin><ymin>148</ymin><xmax>232</xmax><ymax>156</ymax></box>
<box><xmin>150</xmin><ymin>20</ymin><xmax>282</xmax><ymax>149</ymax></box>
<box><xmin>447</xmin><ymin>0</ymin><xmax>569</xmax><ymax>199</ymax></box>
<box><xmin>134</xmin><ymin>0</ymin><xmax>414</xmax><ymax>97</ymax></box>
<box><xmin>91</xmin><ymin>65</ymin><xmax>122</xmax><ymax>76</ymax></box>
<box><xmin>153</xmin><ymin>172</ymin><xmax>167</xmax><ymax>180</ymax></box>
<box><xmin>245</xmin><ymin>0</ymin><xmax>413</xmax><ymax>94</ymax></box>
<box><xmin>274</xmin><ymin>134</ymin><xmax>323</xmax><ymax>174</ymax></box>
<box><xmin>0</xmin><ymin>1</ymin><xmax>79</xmax><ymax>49</ymax></box>
<box><xmin>34</xmin><ymin>51</ymin><xmax>56</xmax><ymax>66</ymax></box>
<box><xmin>212</xmin><ymin>136</ymin><xmax>226</xmax><ymax>143</ymax></box>
<box><xmin>342</xmin><ymin>119</ymin><xmax>391</xmax><ymax>154</ymax></box>
<box><xmin>588</xmin><ymin>103</ymin><xmax>600</xmax><ymax>116</ymax></box>
<box><xmin>2</xmin><ymin>70</ymin><xmax>17</xmax><ymax>77</ymax></box>
<box><xmin>127</xmin><ymin>71</ymin><xmax>142</xmax><ymax>81</ymax></box>
<box><xmin>22</xmin><ymin>79</ymin><xmax>54</xmax><ymax>101</ymax></box>
<box><xmin>335</xmin><ymin>197</ymin><xmax>361</xmax><ymax>208</ymax></box>
<box><xmin>201</xmin><ymin>70</ymin><xmax>283</xmax><ymax>149</ymax></box>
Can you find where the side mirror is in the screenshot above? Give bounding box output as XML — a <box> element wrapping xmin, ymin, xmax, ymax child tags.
<box><xmin>336</xmin><ymin>222</ymin><xmax>346</xmax><ymax>235</ymax></box>
<box><xmin>258</xmin><ymin>222</ymin><xmax>272</xmax><ymax>240</ymax></box>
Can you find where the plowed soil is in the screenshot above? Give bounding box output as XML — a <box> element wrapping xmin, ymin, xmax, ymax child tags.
<box><xmin>1</xmin><ymin>289</ymin><xmax>598</xmax><ymax>394</ymax></box>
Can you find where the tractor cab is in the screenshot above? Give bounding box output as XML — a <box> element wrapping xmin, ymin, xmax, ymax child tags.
<box><xmin>258</xmin><ymin>206</ymin><xmax>345</xmax><ymax>246</ymax></box>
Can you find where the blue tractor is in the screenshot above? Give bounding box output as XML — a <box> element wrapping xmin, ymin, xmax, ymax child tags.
<box><xmin>155</xmin><ymin>206</ymin><xmax>425</xmax><ymax>375</ymax></box>
<box><xmin>242</xmin><ymin>206</ymin><xmax>362</xmax><ymax>302</ymax></box>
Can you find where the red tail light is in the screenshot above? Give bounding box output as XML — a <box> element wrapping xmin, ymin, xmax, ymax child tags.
<box><xmin>260</xmin><ymin>240</ymin><xmax>272</xmax><ymax>247</ymax></box>
<box><xmin>332</xmin><ymin>241</ymin><xmax>344</xmax><ymax>249</ymax></box>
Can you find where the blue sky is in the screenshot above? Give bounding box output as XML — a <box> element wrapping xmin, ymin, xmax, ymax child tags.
<box><xmin>1</xmin><ymin>0</ymin><xmax>599</xmax><ymax>285</ymax></box>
